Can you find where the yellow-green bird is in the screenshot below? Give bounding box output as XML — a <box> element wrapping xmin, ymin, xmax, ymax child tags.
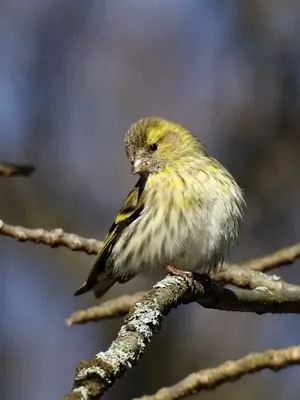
<box><xmin>74</xmin><ymin>117</ymin><xmax>244</xmax><ymax>298</ymax></box>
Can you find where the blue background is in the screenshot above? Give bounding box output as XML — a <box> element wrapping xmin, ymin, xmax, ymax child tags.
<box><xmin>1</xmin><ymin>1</ymin><xmax>300</xmax><ymax>399</ymax></box>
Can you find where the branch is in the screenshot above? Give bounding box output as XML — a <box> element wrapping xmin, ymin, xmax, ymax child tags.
<box><xmin>66</xmin><ymin>292</ymin><xmax>146</xmax><ymax>325</ymax></box>
<box><xmin>1</xmin><ymin>219</ymin><xmax>300</xmax><ymax>294</ymax></box>
<box><xmin>238</xmin><ymin>243</ymin><xmax>300</xmax><ymax>272</ymax></box>
<box><xmin>65</xmin><ymin>276</ymin><xmax>197</xmax><ymax>400</ymax></box>
<box><xmin>67</xmin><ymin>276</ymin><xmax>300</xmax><ymax>325</ymax></box>
<box><xmin>65</xmin><ymin>276</ymin><xmax>300</xmax><ymax>399</ymax></box>
<box><xmin>201</xmin><ymin>284</ymin><xmax>300</xmax><ymax>313</ymax></box>
<box><xmin>135</xmin><ymin>346</ymin><xmax>300</xmax><ymax>400</ymax></box>
<box><xmin>2</xmin><ymin>218</ymin><xmax>300</xmax><ymax>316</ymax></box>
<box><xmin>0</xmin><ymin>219</ymin><xmax>299</xmax><ymax>273</ymax></box>
<box><xmin>3</xmin><ymin>166</ymin><xmax>300</xmax><ymax>400</ymax></box>
<box><xmin>0</xmin><ymin>220</ymin><xmax>102</xmax><ymax>254</ymax></box>
<box><xmin>215</xmin><ymin>265</ymin><xmax>299</xmax><ymax>292</ymax></box>
<box><xmin>0</xmin><ymin>162</ymin><xmax>34</xmax><ymax>177</ymax></box>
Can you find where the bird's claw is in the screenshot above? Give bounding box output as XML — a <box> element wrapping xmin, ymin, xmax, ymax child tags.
<box><xmin>165</xmin><ymin>265</ymin><xmax>212</xmax><ymax>292</ymax></box>
<box><xmin>164</xmin><ymin>264</ymin><xmax>193</xmax><ymax>280</ymax></box>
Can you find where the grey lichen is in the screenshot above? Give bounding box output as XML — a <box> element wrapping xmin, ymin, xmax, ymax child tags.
<box><xmin>95</xmin><ymin>300</ymin><xmax>163</xmax><ymax>373</ymax></box>
<box><xmin>72</xmin><ymin>387</ymin><xmax>89</xmax><ymax>400</ymax></box>
<box><xmin>127</xmin><ymin>301</ymin><xmax>162</xmax><ymax>339</ymax></box>
<box><xmin>271</xmin><ymin>274</ymin><xmax>282</xmax><ymax>281</ymax></box>
<box><xmin>254</xmin><ymin>286</ymin><xmax>269</xmax><ymax>292</ymax></box>
<box><xmin>76</xmin><ymin>366</ymin><xmax>108</xmax><ymax>381</ymax></box>
<box><xmin>154</xmin><ymin>275</ymin><xmax>184</xmax><ymax>289</ymax></box>
<box><xmin>66</xmin><ymin>275</ymin><xmax>194</xmax><ymax>399</ymax></box>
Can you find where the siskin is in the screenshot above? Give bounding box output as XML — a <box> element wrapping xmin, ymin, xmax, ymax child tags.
<box><xmin>74</xmin><ymin>117</ymin><xmax>244</xmax><ymax>298</ymax></box>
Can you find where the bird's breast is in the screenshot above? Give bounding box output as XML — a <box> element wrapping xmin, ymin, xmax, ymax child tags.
<box><xmin>111</xmin><ymin>169</ymin><xmax>237</xmax><ymax>278</ymax></box>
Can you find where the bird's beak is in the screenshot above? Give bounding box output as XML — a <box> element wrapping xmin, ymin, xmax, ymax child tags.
<box><xmin>131</xmin><ymin>159</ymin><xmax>148</xmax><ymax>175</ymax></box>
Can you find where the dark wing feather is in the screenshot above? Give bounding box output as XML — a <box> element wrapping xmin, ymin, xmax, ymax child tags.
<box><xmin>74</xmin><ymin>176</ymin><xmax>147</xmax><ymax>297</ymax></box>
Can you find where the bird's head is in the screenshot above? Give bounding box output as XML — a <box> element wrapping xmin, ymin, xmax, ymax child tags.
<box><xmin>124</xmin><ymin>117</ymin><xmax>206</xmax><ymax>175</ymax></box>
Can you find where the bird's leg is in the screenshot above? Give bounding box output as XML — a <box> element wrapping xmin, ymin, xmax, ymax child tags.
<box><xmin>164</xmin><ymin>265</ymin><xmax>212</xmax><ymax>290</ymax></box>
<box><xmin>164</xmin><ymin>264</ymin><xmax>193</xmax><ymax>279</ymax></box>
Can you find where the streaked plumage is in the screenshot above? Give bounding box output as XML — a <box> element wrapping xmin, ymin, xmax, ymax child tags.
<box><xmin>74</xmin><ymin>117</ymin><xmax>244</xmax><ymax>298</ymax></box>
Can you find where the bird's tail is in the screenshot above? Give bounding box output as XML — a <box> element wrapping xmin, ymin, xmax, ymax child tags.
<box><xmin>74</xmin><ymin>274</ymin><xmax>117</xmax><ymax>299</ymax></box>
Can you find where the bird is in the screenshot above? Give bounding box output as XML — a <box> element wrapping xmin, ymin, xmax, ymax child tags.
<box><xmin>74</xmin><ymin>117</ymin><xmax>244</xmax><ymax>299</ymax></box>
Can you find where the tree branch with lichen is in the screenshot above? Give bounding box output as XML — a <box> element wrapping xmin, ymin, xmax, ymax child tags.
<box><xmin>64</xmin><ymin>276</ymin><xmax>213</xmax><ymax>400</ymax></box>
<box><xmin>1</xmin><ymin>218</ymin><xmax>300</xmax><ymax>399</ymax></box>
<box><xmin>66</xmin><ymin>279</ymin><xmax>300</xmax><ymax>325</ymax></box>
<box><xmin>64</xmin><ymin>275</ymin><xmax>300</xmax><ymax>399</ymax></box>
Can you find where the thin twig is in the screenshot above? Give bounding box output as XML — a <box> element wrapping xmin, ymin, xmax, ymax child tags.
<box><xmin>66</xmin><ymin>292</ymin><xmax>146</xmax><ymax>325</ymax></box>
<box><xmin>239</xmin><ymin>243</ymin><xmax>300</xmax><ymax>272</ymax></box>
<box><xmin>0</xmin><ymin>162</ymin><xmax>35</xmax><ymax>177</ymax></box>
<box><xmin>0</xmin><ymin>220</ymin><xmax>102</xmax><ymax>254</ymax></box>
<box><xmin>215</xmin><ymin>265</ymin><xmax>299</xmax><ymax>292</ymax></box>
<box><xmin>135</xmin><ymin>346</ymin><xmax>300</xmax><ymax>400</ymax></box>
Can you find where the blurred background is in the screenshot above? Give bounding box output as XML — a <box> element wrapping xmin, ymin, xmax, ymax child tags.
<box><xmin>1</xmin><ymin>1</ymin><xmax>300</xmax><ymax>399</ymax></box>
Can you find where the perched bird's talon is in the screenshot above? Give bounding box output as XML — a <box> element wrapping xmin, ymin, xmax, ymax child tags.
<box><xmin>164</xmin><ymin>264</ymin><xmax>194</xmax><ymax>281</ymax></box>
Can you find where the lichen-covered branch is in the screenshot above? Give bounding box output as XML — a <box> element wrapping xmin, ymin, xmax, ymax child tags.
<box><xmin>2</xmin><ymin>168</ymin><xmax>300</xmax><ymax>400</ymax></box>
<box><xmin>0</xmin><ymin>162</ymin><xmax>35</xmax><ymax>177</ymax></box>
<box><xmin>67</xmin><ymin>261</ymin><xmax>300</xmax><ymax>326</ymax></box>
<box><xmin>65</xmin><ymin>276</ymin><xmax>201</xmax><ymax>400</ymax></box>
<box><xmin>65</xmin><ymin>276</ymin><xmax>300</xmax><ymax>399</ymax></box>
<box><xmin>0</xmin><ymin>220</ymin><xmax>102</xmax><ymax>254</ymax></box>
<box><xmin>135</xmin><ymin>345</ymin><xmax>300</xmax><ymax>400</ymax></box>
<box><xmin>67</xmin><ymin>277</ymin><xmax>300</xmax><ymax>325</ymax></box>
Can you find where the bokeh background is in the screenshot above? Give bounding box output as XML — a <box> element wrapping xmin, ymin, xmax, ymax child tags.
<box><xmin>1</xmin><ymin>1</ymin><xmax>300</xmax><ymax>399</ymax></box>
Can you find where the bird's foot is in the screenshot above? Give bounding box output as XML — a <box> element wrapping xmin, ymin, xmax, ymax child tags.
<box><xmin>165</xmin><ymin>265</ymin><xmax>212</xmax><ymax>291</ymax></box>
<box><xmin>164</xmin><ymin>264</ymin><xmax>193</xmax><ymax>280</ymax></box>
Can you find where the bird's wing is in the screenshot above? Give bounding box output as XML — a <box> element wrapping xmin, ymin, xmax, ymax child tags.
<box><xmin>74</xmin><ymin>176</ymin><xmax>147</xmax><ymax>296</ymax></box>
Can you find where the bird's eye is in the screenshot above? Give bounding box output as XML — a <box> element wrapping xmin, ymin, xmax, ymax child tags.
<box><xmin>149</xmin><ymin>143</ymin><xmax>158</xmax><ymax>152</ymax></box>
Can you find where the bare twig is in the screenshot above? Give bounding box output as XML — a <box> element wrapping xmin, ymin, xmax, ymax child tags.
<box><xmin>65</xmin><ymin>276</ymin><xmax>300</xmax><ymax>399</ymax></box>
<box><xmin>0</xmin><ymin>162</ymin><xmax>34</xmax><ymax>177</ymax></box>
<box><xmin>66</xmin><ymin>292</ymin><xmax>146</xmax><ymax>325</ymax></box>
<box><xmin>0</xmin><ymin>220</ymin><xmax>102</xmax><ymax>254</ymax></box>
<box><xmin>135</xmin><ymin>345</ymin><xmax>300</xmax><ymax>400</ymax></box>
<box><xmin>239</xmin><ymin>243</ymin><xmax>300</xmax><ymax>272</ymax></box>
